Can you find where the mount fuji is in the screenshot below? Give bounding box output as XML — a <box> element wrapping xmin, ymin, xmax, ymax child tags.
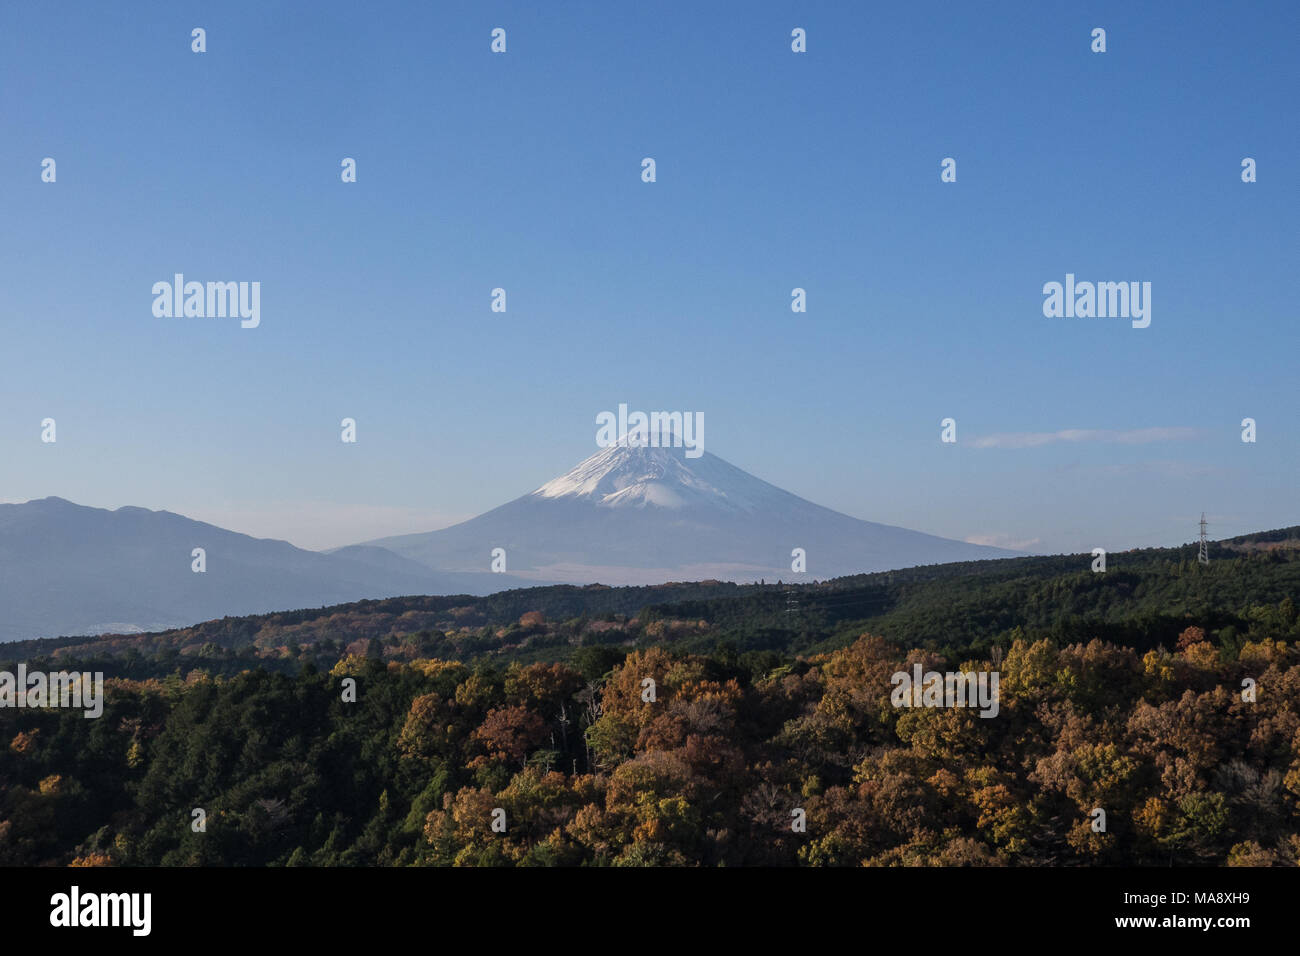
<box><xmin>363</xmin><ymin>440</ymin><xmax>1022</xmax><ymax>584</ymax></box>
<box><xmin>0</xmin><ymin>443</ymin><xmax>1020</xmax><ymax>643</ymax></box>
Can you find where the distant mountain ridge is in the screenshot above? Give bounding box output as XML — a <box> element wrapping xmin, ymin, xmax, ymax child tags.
<box><xmin>0</xmin><ymin>441</ymin><xmax>1023</xmax><ymax>643</ymax></box>
<box><xmin>8</xmin><ymin>523</ymin><xmax>1295</xmax><ymax>667</ymax></box>
<box><xmin>0</xmin><ymin>497</ymin><xmax>537</xmax><ymax>643</ymax></box>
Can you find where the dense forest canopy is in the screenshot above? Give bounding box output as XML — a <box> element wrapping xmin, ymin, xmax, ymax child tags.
<box><xmin>2</xmin><ymin>529</ymin><xmax>1297</xmax><ymax>866</ymax></box>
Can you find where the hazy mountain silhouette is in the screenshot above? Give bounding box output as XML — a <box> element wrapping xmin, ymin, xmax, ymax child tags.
<box><xmin>365</xmin><ymin>440</ymin><xmax>1022</xmax><ymax>584</ymax></box>
<box><xmin>0</xmin><ymin>498</ymin><xmax>536</xmax><ymax>642</ymax></box>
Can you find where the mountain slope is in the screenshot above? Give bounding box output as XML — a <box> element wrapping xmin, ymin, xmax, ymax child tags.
<box><xmin>367</xmin><ymin>442</ymin><xmax>1020</xmax><ymax>583</ymax></box>
<box><xmin>0</xmin><ymin>498</ymin><xmax>536</xmax><ymax>642</ymax></box>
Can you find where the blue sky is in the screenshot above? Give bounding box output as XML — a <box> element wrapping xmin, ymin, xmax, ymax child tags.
<box><xmin>1</xmin><ymin>1</ymin><xmax>1295</xmax><ymax>553</ymax></box>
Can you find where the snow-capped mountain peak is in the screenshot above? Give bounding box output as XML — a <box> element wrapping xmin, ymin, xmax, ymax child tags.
<box><xmin>530</xmin><ymin>442</ymin><xmax>780</xmax><ymax>512</ymax></box>
<box><xmin>365</xmin><ymin>438</ymin><xmax>1023</xmax><ymax>585</ymax></box>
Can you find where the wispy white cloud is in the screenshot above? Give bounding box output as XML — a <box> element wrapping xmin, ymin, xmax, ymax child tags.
<box><xmin>970</xmin><ymin>427</ymin><xmax>1199</xmax><ymax>449</ymax></box>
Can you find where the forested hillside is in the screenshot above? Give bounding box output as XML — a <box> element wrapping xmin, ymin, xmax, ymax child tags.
<box><xmin>9</xmin><ymin>530</ymin><xmax>1298</xmax><ymax>677</ymax></box>
<box><xmin>2</xmin><ymin>531</ymin><xmax>1297</xmax><ymax>866</ymax></box>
